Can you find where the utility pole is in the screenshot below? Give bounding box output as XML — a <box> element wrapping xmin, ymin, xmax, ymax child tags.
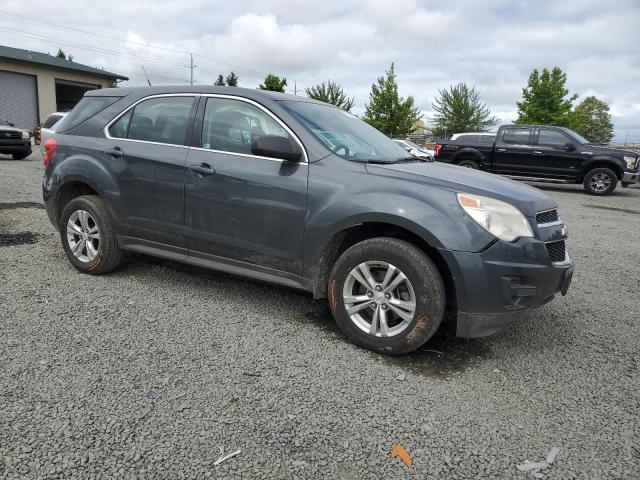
<box><xmin>294</xmin><ymin>81</ymin><xmax>297</xmax><ymax>95</ymax></box>
<box><xmin>189</xmin><ymin>53</ymin><xmax>194</xmax><ymax>85</ymax></box>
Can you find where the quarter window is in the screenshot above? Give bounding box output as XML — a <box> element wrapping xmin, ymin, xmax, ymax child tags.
<box><xmin>502</xmin><ymin>128</ymin><xmax>531</xmax><ymax>145</ymax></box>
<box><xmin>109</xmin><ymin>96</ymin><xmax>195</xmax><ymax>146</ymax></box>
<box><xmin>42</xmin><ymin>114</ymin><xmax>63</xmax><ymax>129</ymax></box>
<box><xmin>201</xmin><ymin>97</ymin><xmax>289</xmax><ymax>156</ymax></box>
<box><xmin>537</xmin><ymin>129</ymin><xmax>570</xmax><ymax>148</ymax></box>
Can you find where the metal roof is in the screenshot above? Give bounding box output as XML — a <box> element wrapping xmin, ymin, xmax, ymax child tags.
<box><xmin>0</xmin><ymin>44</ymin><xmax>128</xmax><ymax>80</ymax></box>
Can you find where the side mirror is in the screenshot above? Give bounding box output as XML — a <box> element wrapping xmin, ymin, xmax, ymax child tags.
<box><xmin>404</xmin><ymin>146</ymin><xmax>412</xmax><ymax>152</ymax></box>
<box><xmin>564</xmin><ymin>142</ymin><xmax>576</xmax><ymax>151</ymax></box>
<box><xmin>8</xmin><ymin>122</ymin><xmax>14</xmax><ymax>127</ymax></box>
<box><xmin>251</xmin><ymin>135</ymin><xmax>302</xmax><ymax>162</ymax></box>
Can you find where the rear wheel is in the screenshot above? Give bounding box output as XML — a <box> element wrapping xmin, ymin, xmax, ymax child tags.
<box><xmin>583</xmin><ymin>167</ymin><xmax>618</xmax><ymax>195</ymax></box>
<box><xmin>328</xmin><ymin>238</ymin><xmax>445</xmax><ymax>355</ymax></box>
<box><xmin>457</xmin><ymin>159</ymin><xmax>479</xmax><ymax>169</ymax></box>
<box><xmin>59</xmin><ymin>195</ymin><xmax>123</xmax><ymax>274</ymax></box>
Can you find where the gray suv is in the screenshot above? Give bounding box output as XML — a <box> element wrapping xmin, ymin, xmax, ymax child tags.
<box><xmin>43</xmin><ymin>86</ymin><xmax>573</xmax><ymax>354</ymax></box>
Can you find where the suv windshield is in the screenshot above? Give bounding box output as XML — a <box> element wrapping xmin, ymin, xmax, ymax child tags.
<box><xmin>0</xmin><ymin>117</ymin><xmax>11</xmax><ymax>127</ymax></box>
<box><xmin>280</xmin><ymin>101</ymin><xmax>411</xmax><ymax>162</ymax></box>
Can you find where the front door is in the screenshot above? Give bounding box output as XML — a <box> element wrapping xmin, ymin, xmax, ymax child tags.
<box><xmin>184</xmin><ymin>96</ymin><xmax>308</xmax><ymax>276</ymax></box>
<box><xmin>531</xmin><ymin>127</ymin><xmax>581</xmax><ymax>180</ymax></box>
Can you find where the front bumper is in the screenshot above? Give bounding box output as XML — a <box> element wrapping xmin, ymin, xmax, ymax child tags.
<box><xmin>622</xmin><ymin>170</ymin><xmax>639</xmax><ymax>184</ymax></box>
<box><xmin>439</xmin><ymin>237</ymin><xmax>574</xmax><ymax>338</ymax></box>
<box><xmin>0</xmin><ymin>140</ymin><xmax>31</xmax><ymax>154</ymax></box>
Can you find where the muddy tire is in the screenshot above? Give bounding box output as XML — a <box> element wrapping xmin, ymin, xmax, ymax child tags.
<box><xmin>59</xmin><ymin>195</ymin><xmax>123</xmax><ymax>274</ymax></box>
<box><xmin>328</xmin><ymin>237</ymin><xmax>445</xmax><ymax>355</ymax></box>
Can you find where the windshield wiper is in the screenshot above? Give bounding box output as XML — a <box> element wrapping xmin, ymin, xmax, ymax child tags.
<box><xmin>390</xmin><ymin>156</ymin><xmax>429</xmax><ymax>164</ymax></box>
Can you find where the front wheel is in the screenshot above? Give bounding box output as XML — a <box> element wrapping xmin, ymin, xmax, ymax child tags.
<box><xmin>328</xmin><ymin>238</ymin><xmax>445</xmax><ymax>355</ymax></box>
<box><xmin>12</xmin><ymin>151</ymin><xmax>31</xmax><ymax>160</ymax></box>
<box><xmin>583</xmin><ymin>167</ymin><xmax>618</xmax><ymax>195</ymax></box>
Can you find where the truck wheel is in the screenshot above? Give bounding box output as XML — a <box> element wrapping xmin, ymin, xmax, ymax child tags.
<box><xmin>12</xmin><ymin>151</ymin><xmax>31</xmax><ymax>160</ymax></box>
<box><xmin>327</xmin><ymin>237</ymin><xmax>445</xmax><ymax>355</ymax></box>
<box><xmin>59</xmin><ymin>195</ymin><xmax>123</xmax><ymax>275</ymax></box>
<box><xmin>457</xmin><ymin>159</ymin><xmax>479</xmax><ymax>169</ymax></box>
<box><xmin>583</xmin><ymin>167</ymin><xmax>618</xmax><ymax>195</ymax></box>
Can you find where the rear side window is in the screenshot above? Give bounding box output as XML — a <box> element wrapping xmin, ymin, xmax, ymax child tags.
<box><xmin>480</xmin><ymin>135</ymin><xmax>496</xmax><ymax>143</ymax></box>
<box><xmin>42</xmin><ymin>114</ymin><xmax>63</xmax><ymax>129</ymax></box>
<box><xmin>537</xmin><ymin>129</ymin><xmax>569</xmax><ymax>148</ymax></box>
<box><xmin>501</xmin><ymin>128</ymin><xmax>531</xmax><ymax>145</ymax></box>
<box><xmin>109</xmin><ymin>96</ymin><xmax>195</xmax><ymax>146</ymax></box>
<box><xmin>57</xmin><ymin>97</ymin><xmax>119</xmax><ymax>131</ymax></box>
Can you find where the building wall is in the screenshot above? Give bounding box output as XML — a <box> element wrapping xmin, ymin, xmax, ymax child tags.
<box><xmin>0</xmin><ymin>59</ymin><xmax>116</xmax><ymax>123</ymax></box>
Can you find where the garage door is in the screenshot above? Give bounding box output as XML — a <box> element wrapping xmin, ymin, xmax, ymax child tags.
<box><xmin>0</xmin><ymin>70</ymin><xmax>38</xmax><ymax>131</ymax></box>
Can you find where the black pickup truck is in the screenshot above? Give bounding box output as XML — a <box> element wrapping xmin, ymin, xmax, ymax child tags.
<box><xmin>434</xmin><ymin>125</ymin><xmax>640</xmax><ymax>195</ymax></box>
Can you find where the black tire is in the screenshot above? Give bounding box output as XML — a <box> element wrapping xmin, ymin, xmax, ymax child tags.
<box><xmin>12</xmin><ymin>151</ymin><xmax>31</xmax><ymax>160</ymax></box>
<box><xmin>327</xmin><ymin>237</ymin><xmax>445</xmax><ymax>355</ymax></box>
<box><xmin>59</xmin><ymin>195</ymin><xmax>123</xmax><ymax>274</ymax></box>
<box><xmin>457</xmin><ymin>159</ymin><xmax>480</xmax><ymax>169</ymax></box>
<box><xmin>583</xmin><ymin>167</ymin><xmax>618</xmax><ymax>195</ymax></box>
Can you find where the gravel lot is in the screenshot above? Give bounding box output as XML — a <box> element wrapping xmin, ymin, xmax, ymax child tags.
<box><xmin>1</xmin><ymin>151</ymin><xmax>639</xmax><ymax>479</ymax></box>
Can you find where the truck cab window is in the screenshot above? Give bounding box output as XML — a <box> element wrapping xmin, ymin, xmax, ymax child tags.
<box><xmin>502</xmin><ymin>128</ymin><xmax>530</xmax><ymax>145</ymax></box>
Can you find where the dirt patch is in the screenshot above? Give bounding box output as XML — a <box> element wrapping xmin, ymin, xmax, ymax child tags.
<box><xmin>584</xmin><ymin>204</ymin><xmax>640</xmax><ymax>215</ymax></box>
<box><xmin>0</xmin><ymin>202</ymin><xmax>45</xmax><ymax>210</ymax></box>
<box><xmin>0</xmin><ymin>232</ymin><xmax>39</xmax><ymax>247</ymax></box>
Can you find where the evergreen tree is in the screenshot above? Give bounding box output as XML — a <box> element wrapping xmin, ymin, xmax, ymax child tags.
<box><xmin>305</xmin><ymin>80</ymin><xmax>354</xmax><ymax>111</ymax></box>
<box><xmin>56</xmin><ymin>49</ymin><xmax>66</xmax><ymax>59</ymax></box>
<box><xmin>363</xmin><ymin>63</ymin><xmax>421</xmax><ymax>137</ymax></box>
<box><xmin>225</xmin><ymin>72</ymin><xmax>239</xmax><ymax>87</ymax></box>
<box><xmin>516</xmin><ymin>67</ymin><xmax>577</xmax><ymax>127</ymax></box>
<box><xmin>431</xmin><ymin>82</ymin><xmax>497</xmax><ymax>138</ymax></box>
<box><xmin>214</xmin><ymin>74</ymin><xmax>226</xmax><ymax>86</ymax></box>
<box><xmin>259</xmin><ymin>74</ymin><xmax>287</xmax><ymax>92</ymax></box>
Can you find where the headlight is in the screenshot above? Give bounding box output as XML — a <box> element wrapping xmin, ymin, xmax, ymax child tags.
<box><xmin>457</xmin><ymin>193</ymin><xmax>534</xmax><ymax>242</ymax></box>
<box><xmin>623</xmin><ymin>156</ymin><xmax>638</xmax><ymax>170</ymax></box>
<box><xmin>21</xmin><ymin>131</ymin><xmax>29</xmax><ymax>139</ymax></box>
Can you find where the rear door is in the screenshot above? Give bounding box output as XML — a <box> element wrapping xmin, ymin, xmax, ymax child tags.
<box><xmin>491</xmin><ymin>126</ymin><xmax>534</xmax><ymax>175</ymax></box>
<box><xmin>531</xmin><ymin>127</ymin><xmax>580</xmax><ymax>180</ymax></box>
<box><xmin>184</xmin><ymin>95</ymin><xmax>308</xmax><ymax>276</ymax></box>
<box><xmin>104</xmin><ymin>94</ymin><xmax>198</xmax><ymax>250</ymax></box>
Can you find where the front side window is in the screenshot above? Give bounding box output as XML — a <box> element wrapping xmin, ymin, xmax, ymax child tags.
<box><xmin>201</xmin><ymin>97</ymin><xmax>289</xmax><ymax>156</ymax></box>
<box><xmin>280</xmin><ymin>100</ymin><xmax>409</xmax><ymax>162</ymax></box>
<box><xmin>58</xmin><ymin>96</ymin><xmax>119</xmax><ymax>132</ymax></box>
<box><xmin>109</xmin><ymin>96</ymin><xmax>195</xmax><ymax>145</ymax></box>
<box><xmin>502</xmin><ymin>128</ymin><xmax>531</xmax><ymax>146</ymax></box>
<box><xmin>537</xmin><ymin>129</ymin><xmax>570</xmax><ymax>148</ymax></box>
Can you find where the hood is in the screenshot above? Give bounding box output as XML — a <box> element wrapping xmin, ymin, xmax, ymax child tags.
<box><xmin>0</xmin><ymin>125</ymin><xmax>27</xmax><ymax>134</ymax></box>
<box><xmin>366</xmin><ymin>161</ymin><xmax>556</xmax><ymax>217</ymax></box>
<box><xmin>582</xmin><ymin>144</ymin><xmax>639</xmax><ymax>158</ymax></box>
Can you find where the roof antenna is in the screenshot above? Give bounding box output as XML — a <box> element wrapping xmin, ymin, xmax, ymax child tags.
<box><xmin>141</xmin><ymin>65</ymin><xmax>152</xmax><ymax>86</ymax></box>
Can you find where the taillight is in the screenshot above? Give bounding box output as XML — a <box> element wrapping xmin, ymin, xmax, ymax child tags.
<box><xmin>43</xmin><ymin>138</ymin><xmax>57</xmax><ymax>166</ymax></box>
<box><xmin>433</xmin><ymin>144</ymin><xmax>441</xmax><ymax>156</ymax></box>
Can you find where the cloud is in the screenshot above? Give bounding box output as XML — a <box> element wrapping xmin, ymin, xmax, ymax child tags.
<box><xmin>1</xmin><ymin>0</ymin><xmax>638</xmax><ymax>141</ymax></box>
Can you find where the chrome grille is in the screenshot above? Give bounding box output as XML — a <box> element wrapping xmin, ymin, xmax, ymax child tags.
<box><xmin>546</xmin><ymin>240</ymin><xmax>566</xmax><ymax>263</ymax></box>
<box><xmin>0</xmin><ymin>130</ymin><xmax>21</xmax><ymax>139</ymax></box>
<box><xmin>536</xmin><ymin>209</ymin><xmax>559</xmax><ymax>224</ymax></box>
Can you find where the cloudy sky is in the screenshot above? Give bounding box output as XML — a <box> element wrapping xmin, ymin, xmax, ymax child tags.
<box><xmin>2</xmin><ymin>0</ymin><xmax>639</xmax><ymax>141</ymax></box>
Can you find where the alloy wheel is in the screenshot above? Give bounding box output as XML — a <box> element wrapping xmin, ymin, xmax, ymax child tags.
<box><xmin>66</xmin><ymin>210</ymin><xmax>100</xmax><ymax>262</ymax></box>
<box><xmin>590</xmin><ymin>172</ymin><xmax>611</xmax><ymax>192</ymax></box>
<box><xmin>342</xmin><ymin>261</ymin><xmax>416</xmax><ymax>337</ymax></box>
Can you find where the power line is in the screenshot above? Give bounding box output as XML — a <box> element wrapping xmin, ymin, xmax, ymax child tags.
<box><xmin>0</xmin><ymin>26</ymin><xmax>189</xmax><ymax>68</ymax></box>
<box><xmin>0</xmin><ymin>11</ymin><xmax>302</xmax><ymax>85</ymax></box>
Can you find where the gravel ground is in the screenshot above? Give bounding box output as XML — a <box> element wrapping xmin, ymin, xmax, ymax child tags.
<box><xmin>1</xmin><ymin>152</ymin><xmax>639</xmax><ymax>479</ymax></box>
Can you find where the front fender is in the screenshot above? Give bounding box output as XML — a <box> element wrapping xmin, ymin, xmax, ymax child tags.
<box><xmin>580</xmin><ymin>155</ymin><xmax>625</xmax><ymax>179</ymax></box>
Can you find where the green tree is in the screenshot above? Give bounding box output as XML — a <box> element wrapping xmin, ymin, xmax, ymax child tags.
<box><xmin>214</xmin><ymin>74</ymin><xmax>226</xmax><ymax>86</ymax></box>
<box><xmin>363</xmin><ymin>63</ymin><xmax>421</xmax><ymax>137</ymax></box>
<box><xmin>573</xmin><ymin>96</ymin><xmax>614</xmax><ymax>144</ymax></box>
<box><xmin>305</xmin><ymin>80</ymin><xmax>354</xmax><ymax>112</ymax></box>
<box><xmin>259</xmin><ymin>73</ymin><xmax>287</xmax><ymax>92</ymax></box>
<box><xmin>516</xmin><ymin>67</ymin><xmax>577</xmax><ymax>127</ymax></box>
<box><xmin>225</xmin><ymin>72</ymin><xmax>238</xmax><ymax>87</ymax></box>
<box><xmin>56</xmin><ymin>48</ymin><xmax>66</xmax><ymax>59</ymax></box>
<box><xmin>430</xmin><ymin>82</ymin><xmax>498</xmax><ymax>138</ymax></box>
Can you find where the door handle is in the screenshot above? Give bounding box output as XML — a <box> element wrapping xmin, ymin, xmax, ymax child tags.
<box><xmin>496</xmin><ymin>148</ymin><xmax>507</xmax><ymax>152</ymax></box>
<box><xmin>533</xmin><ymin>150</ymin><xmax>543</xmax><ymax>155</ymax></box>
<box><xmin>104</xmin><ymin>147</ymin><xmax>124</xmax><ymax>157</ymax></box>
<box><xmin>188</xmin><ymin>163</ymin><xmax>216</xmax><ymax>176</ymax></box>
